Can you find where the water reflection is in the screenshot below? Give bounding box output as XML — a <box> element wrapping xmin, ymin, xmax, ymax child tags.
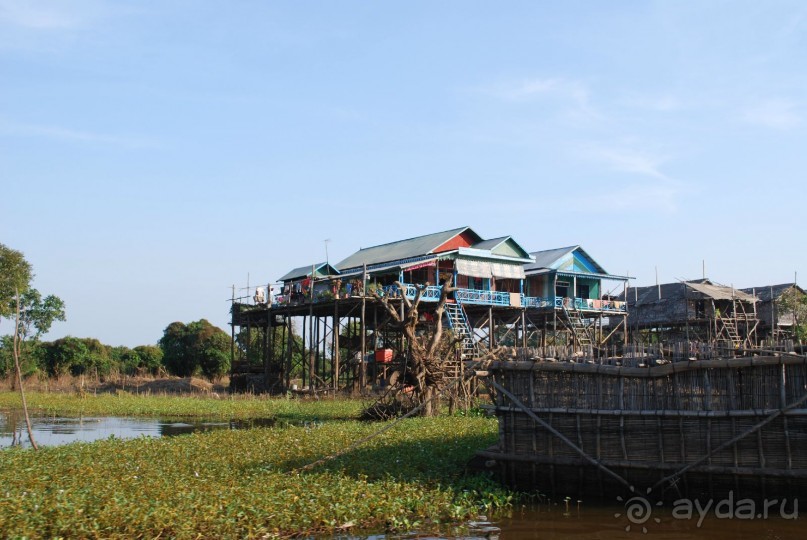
<box><xmin>0</xmin><ymin>411</ymin><xmax>277</xmax><ymax>448</ymax></box>
<box><xmin>343</xmin><ymin>504</ymin><xmax>803</xmax><ymax>539</ymax></box>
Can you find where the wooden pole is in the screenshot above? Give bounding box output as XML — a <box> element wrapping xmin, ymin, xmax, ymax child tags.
<box><xmin>285</xmin><ymin>315</ymin><xmax>293</xmax><ymax>390</ymax></box>
<box><xmin>360</xmin><ymin>264</ymin><xmax>367</xmax><ymax>391</ymax></box>
<box><xmin>301</xmin><ymin>315</ymin><xmax>307</xmax><ymax>389</ymax></box>
<box><xmin>230</xmin><ymin>284</ymin><xmax>236</xmax><ymax>374</ymax></box>
<box><xmin>333</xmin><ymin>301</ymin><xmax>340</xmax><ymax>391</ymax></box>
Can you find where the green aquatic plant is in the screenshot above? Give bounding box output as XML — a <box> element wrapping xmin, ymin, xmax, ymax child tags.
<box><xmin>0</xmin><ymin>401</ymin><xmax>514</xmax><ymax>538</ymax></box>
<box><xmin>0</xmin><ymin>391</ymin><xmax>364</xmax><ymax>421</ymax></box>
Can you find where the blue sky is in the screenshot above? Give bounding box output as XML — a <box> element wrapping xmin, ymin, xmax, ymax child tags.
<box><xmin>1</xmin><ymin>1</ymin><xmax>805</xmax><ymax>346</ymax></box>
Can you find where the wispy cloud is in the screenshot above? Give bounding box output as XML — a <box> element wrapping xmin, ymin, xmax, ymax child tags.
<box><xmin>741</xmin><ymin>100</ymin><xmax>801</xmax><ymax>129</ymax></box>
<box><xmin>622</xmin><ymin>93</ymin><xmax>683</xmax><ymax>112</ymax></box>
<box><xmin>580</xmin><ymin>182</ymin><xmax>683</xmax><ymax>214</ymax></box>
<box><xmin>0</xmin><ymin>119</ymin><xmax>159</xmax><ymax>149</ymax></box>
<box><xmin>0</xmin><ymin>0</ymin><xmax>85</xmax><ymax>29</ymax></box>
<box><xmin>581</xmin><ymin>143</ymin><xmax>670</xmax><ymax>180</ymax></box>
<box><xmin>484</xmin><ymin>77</ymin><xmax>590</xmax><ymax>107</ymax></box>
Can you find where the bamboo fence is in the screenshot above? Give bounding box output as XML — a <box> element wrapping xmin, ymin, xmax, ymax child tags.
<box><xmin>481</xmin><ymin>351</ymin><xmax>807</xmax><ymax>501</ymax></box>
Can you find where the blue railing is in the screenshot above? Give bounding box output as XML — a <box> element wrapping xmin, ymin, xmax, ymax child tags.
<box><xmin>455</xmin><ymin>288</ymin><xmax>511</xmax><ymax>306</ymax></box>
<box><xmin>521</xmin><ymin>295</ymin><xmax>553</xmax><ymax>308</ymax></box>
<box><xmin>381</xmin><ymin>283</ymin><xmax>442</xmax><ymax>302</ymax></box>
<box><xmin>551</xmin><ymin>296</ymin><xmax>627</xmax><ymax>312</ymax></box>
<box><xmin>276</xmin><ymin>284</ymin><xmax>627</xmax><ymax>312</ymax></box>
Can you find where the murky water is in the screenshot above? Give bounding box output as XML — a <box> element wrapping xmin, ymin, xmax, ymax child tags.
<box><xmin>486</xmin><ymin>504</ymin><xmax>803</xmax><ymax>539</ymax></box>
<box><xmin>0</xmin><ymin>410</ymin><xmax>275</xmax><ymax>448</ymax></box>
<box><xmin>376</xmin><ymin>504</ymin><xmax>804</xmax><ymax>539</ymax></box>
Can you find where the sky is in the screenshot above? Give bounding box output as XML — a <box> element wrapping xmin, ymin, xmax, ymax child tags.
<box><xmin>1</xmin><ymin>1</ymin><xmax>805</xmax><ymax>347</ymax></box>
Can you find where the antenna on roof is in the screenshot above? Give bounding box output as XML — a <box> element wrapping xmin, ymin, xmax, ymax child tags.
<box><xmin>324</xmin><ymin>238</ymin><xmax>332</xmax><ymax>266</ymax></box>
<box><xmin>702</xmin><ymin>260</ymin><xmax>706</xmax><ymax>280</ymax></box>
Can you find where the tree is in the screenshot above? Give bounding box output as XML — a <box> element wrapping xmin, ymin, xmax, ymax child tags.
<box><xmin>369</xmin><ymin>277</ymin><xmax>493</xmax><ymax>417</ymax></box>
<box><xmin>133</xmin><ymin>345</ymin><xmax>164</xmax><ymax>375</ymax></box>
<box><xmin>0</xmin><ymin>243</ymin><xmax>38</xmax><ymax>449</ymax></box>
<box><xmin>778</xmin><ymin>287</ymin><xmax>807</xmax><ymax>342</ymax></box>
<box><xmin>14</xmin><ymin>288</ymin><xmax>66</xmax><ymax>341</ymax></box>
<box><xmin>160</xmin><ymin>322</ymin><xmax>192</xmax><ymax>375</ymax></box>
<box><xmin>41</xmin><ymin>337</ymin><xmax>90</xmax><ymax>377</ymax></box>
<box><xmin>159</xmin><ymin>319</ymin><xmax>230</xmax><ymax>379</ymax></box>
<box><xmin>0</xmin><ymin>244</ymin><xmax>32</xmax><ymax>320</ymax></box>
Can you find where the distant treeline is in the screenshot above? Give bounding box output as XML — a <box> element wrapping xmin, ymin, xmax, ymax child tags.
<box><xmin>0</xmin><ymin>319</ymin><xmax>232</xmax><ymax>380</ymax></box>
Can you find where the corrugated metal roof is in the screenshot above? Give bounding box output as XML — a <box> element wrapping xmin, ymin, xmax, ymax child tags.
<box><xmin>335</xmin><ymin>226</ymin><xmax>478</xmax><ymax>271</ymax></box>
<box><xmin>472</xmin><ymin>236</ymin><xmax>532</xmax><ymax>259</ymax></box>
<box><xmin>278</xmin><ymin>262</ymin><xmax>339</xmax><ymax>282</ymax></box>
<box><xmin>472</xmin><ymin>237</ymin><xmax>508</xmax><ymax>250</ymax></box>
<box><xmin>524</xmin><ymin>245</ymin><xmax>609</xmax><ymax>275</ymax></box>
<box><xmin>525</xmin><ymin>246</ymin><xmax>577</xmax><ymax>271</ymax></box>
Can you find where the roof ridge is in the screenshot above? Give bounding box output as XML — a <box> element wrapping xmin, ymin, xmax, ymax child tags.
<box><xmin>354</xmin><ymin>226</ymin><xmax>469</xmax><ymax>252</ymax></box>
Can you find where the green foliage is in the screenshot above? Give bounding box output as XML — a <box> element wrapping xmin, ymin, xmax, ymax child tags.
<box><xmin>0</xmin><ymin>338</ymin><xmax>46</xmax><ymax>377</ymax></box>
<box><xmin>0</xmin><ymin>243</ymin><xmax>32</xmax><ymax>319</ymax></box>
<box><xmin>39</xmin><ymin>337</ymin><xmax>112</xmax><ymax>377</ymax></box>
<box><xmin>133</xmin><ymin>345</ymin><xmax>164</xmax><ymax>374</ymax></box>
<box><xmin>777</xmin><ymin>287</ymin><xmax>807</xmax><ymax>341</ymax></box>
<box><xmin>160</xmin><ymin>322</ymin><xmax>191</xmax><ymax>375</ymax></box>
<box><xmin>0</xmin><ymin>392</ymin><xmax>365</xmax><ymax>420</ymax></box>
<box><xmin>14</xmin><ymin>288</ymin><xmax>66</xmax><ymax>340</ymax></box>
<box><xmin>0</xmin><ymin>397</ymin><xmax>512</xmax><ymax>538</ymax></box>
<box><xmin>159</xmin><ymin>320</ymin><xmax>231</xmax><ymax>378</ymax></box>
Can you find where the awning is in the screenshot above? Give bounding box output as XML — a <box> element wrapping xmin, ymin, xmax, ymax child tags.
<box><xmin>491</xmin><ymin>262</ymin><xmax>525</xmax><ymax>280</ymax></box>
<box><xmin>456</xmin><ymin>259</ymin><xmax>492</xmax><ymax>278</ymax></box>
<box><xmin>401</xmin><ymin>259</ymin><xmax>437</xmax><ymax>272</ymax></box>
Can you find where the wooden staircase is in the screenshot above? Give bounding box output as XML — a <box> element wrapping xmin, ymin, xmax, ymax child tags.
<box><xmin>561</xmin><ymin>303</ymin><xmax>595</xmax><ymax>349</ymax></box>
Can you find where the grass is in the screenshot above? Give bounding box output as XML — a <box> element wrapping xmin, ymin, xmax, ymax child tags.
<box><xmin>0</xmin><ymin>394</ymin><xmax>514</xmax><ymax>538</ymax></box>
<box><xmin>0</xmin><ymin>390</ymin><xmax>365</xmax><ymax>421</ymax></box>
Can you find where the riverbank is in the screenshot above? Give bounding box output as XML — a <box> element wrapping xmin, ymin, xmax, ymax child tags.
<box><xmin>0</xmin><ymin>390</ymin><xmax>364</xmax><ymax>421</ymax></box>
<box><xmin>0</xmin><ymin>394</ymin><xmax>513</xmax><ymax>538</ymax></box>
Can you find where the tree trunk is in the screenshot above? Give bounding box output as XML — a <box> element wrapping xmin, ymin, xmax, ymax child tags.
<box><xmin>423</xmin><ymin>386</ymin><xmax>433</xmax><ymax>417</ymax></box>
<box><xmin>12</xmin><ymin>289</ymin><xmax>38</xmax><ymax>450</ymax></box>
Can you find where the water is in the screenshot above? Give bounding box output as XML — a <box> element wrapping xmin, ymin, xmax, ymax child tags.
<box><xmin>0</xmin><ymin>410</ymin><xmax>275</xmax><ymax>448</ymax></box>
<box><xmin>381</xmin><ymin>505</ymin><xmax>804</xmax><ymax>539</ymax></box>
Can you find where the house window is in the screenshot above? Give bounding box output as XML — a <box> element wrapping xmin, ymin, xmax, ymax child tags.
<box><xmin>556</xmin><ymin>280</ymin><xmax>570</xmax><ymax>298</ymax></box>
<box><xmin>578</xmin><ymin>284</ymin><xmax>590</xmax><ymax>300</ymax></box>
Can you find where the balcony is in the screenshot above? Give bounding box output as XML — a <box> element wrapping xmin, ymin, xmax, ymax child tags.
<box><xmin>380</xmin><ymin>283</ymin><xmax>443</xmax><ymax>302</ymax></box>
<box><xmin>454</xmin><ymin>288</ymin><xmax>511</xmax><ymax>306</ymax></box>
<box><xmin>273</xmin><ymin>283</ymin><xmax>626</xmax><ymax>312</ymax></box>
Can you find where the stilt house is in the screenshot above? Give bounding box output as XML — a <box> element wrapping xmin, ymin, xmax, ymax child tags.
<box><xmin>740</xmin><ymin>283</ymin><xmax>806</xmax><ymax>340</ymax></box>
<box><xmin>625</xmin><ymin>279</ymin><xmax>759</xmax><ymax>347</ymax></box>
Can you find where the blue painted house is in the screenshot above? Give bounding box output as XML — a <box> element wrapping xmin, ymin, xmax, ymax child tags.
<box><xmin>522</xmin><ymin>245</ymin><xmax>629</xmax><ymax>312</ymax></box>
<box><xmin>334</xmin><ymin>226</ymin><xmax>535</xmax><ymax>305</ymax></box>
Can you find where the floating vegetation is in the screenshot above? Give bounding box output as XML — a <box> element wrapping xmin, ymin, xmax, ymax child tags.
<box><xmin>0</xmin><ymin>391</ymin><xmax>364</xmax><ymax>421</ymax></box>
<box><xmin>0</xmin><ymin>396</ymin><xmax>513</xmax><ymax>538</ymax></box>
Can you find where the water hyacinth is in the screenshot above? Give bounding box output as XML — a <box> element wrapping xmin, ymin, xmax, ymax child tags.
<box><xmin>0</xmin><ymin>391</ymin><xmax>365</xmax><ymax>421</ymax></box>
<box><xmin>0</xmin><ymin>394</ymin><xmax>514</xmax><ymax>538</ymax></box>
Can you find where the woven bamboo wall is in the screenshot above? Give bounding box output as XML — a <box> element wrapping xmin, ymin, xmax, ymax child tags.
<box><xmin>485</xmin><ymin>356</ymin><xmax>807</xmax><ymax>500</ymax></box>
